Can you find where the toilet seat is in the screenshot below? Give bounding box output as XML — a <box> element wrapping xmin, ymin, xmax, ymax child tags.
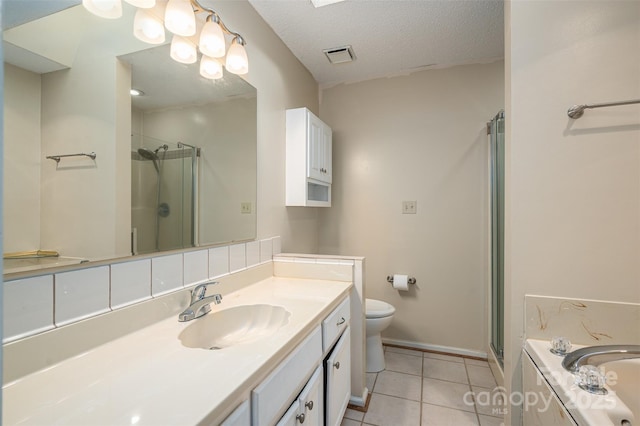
<box><xmin>365</xmin><ymin>299</ymin><xmax>395</xmax><ymax>319</ymax></box>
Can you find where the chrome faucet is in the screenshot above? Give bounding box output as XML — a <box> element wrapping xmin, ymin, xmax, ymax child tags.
<box><xmin>562</xmin><ymin>344</ymin><xmax>640</xmax><ymax>373</ymax></box>
<box><xmin>178</xmin><ymin>281</ymin><xmax>222</xmax><ymax>322</ymax></box>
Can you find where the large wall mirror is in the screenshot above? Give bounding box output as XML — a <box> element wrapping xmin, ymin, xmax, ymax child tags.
<box><xmin>3</xmin><ymin>1</ymin><xmax>257</xmax><ymax>275</ymax></box>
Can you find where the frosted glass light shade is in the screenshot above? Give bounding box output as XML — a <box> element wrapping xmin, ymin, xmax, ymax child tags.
<box><xmin>124</xmin><ymin>0</ymin><xmax>155</xmax><ymax>7</ymax></box>
<box><xmin>170</xmin><ymin>35</ymin><xmax>197</xmax><ymax>64</ymax></box>
<box><xmin>200</xmin><ymin>56</ymin><xmax>223</xmax><ymax>80</ymax></box>
<box><xmin>199</xmin><ymin>20</ymin><xmax>226</xmax><ymax>58</ymax></box>
<box><xmin>164</xmin><ymin>0</ymin><xmax>196</xmax><ymax>36</ymax></box>
<box><xmin>82</xmin><ymin>0</ymin><xmax>122</xmax><ymax>19</ymax></box>
<box><xmin>133</xmin><ymin>8</ymin><xmax>165</xmax><ymax>44</ymax></box>
<box><xmin>225</xmin><ymin>39</ymin><xmax>248</xmax><ymax>75</ymax></box>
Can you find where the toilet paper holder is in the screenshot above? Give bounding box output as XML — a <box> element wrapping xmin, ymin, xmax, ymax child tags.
<box><xmin>386</xmin><ymin>275</ymin><xmax>416</xmax><ymax>285</ymax></box>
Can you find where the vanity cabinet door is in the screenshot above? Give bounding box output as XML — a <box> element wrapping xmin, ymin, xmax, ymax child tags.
<box><xmin>298</xmin><ymin>365</ymin><xmax>324</xmax><ymax>426</ymax></box>
<box><xmin>252</xmin><ymin>326</ymin><xmax>322</xmax><ymax>425</ymax></box>
<box><xmin>325</xmin><ymin>327</ymin><xmax>351</xmax><ymax>426</ymax></box>
<box><xmin>275</xmin><ymin>366</ymin><xmax>323</xmax><ymax>426</ymax></box>
<box><xmin>276</xmin><ymin>401</ymin><xmax>302</xmax><ymax>426</ymax></box>
<box><xmin>221</xmin><ymin>400</ymin><xmax>250</xmax><ymax>426</ymax></box>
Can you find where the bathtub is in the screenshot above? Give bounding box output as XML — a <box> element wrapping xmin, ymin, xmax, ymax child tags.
<box><xmin>525</xmin><ymin>339</ymin><xmax>639</xmax><ymax>426</ymax></box>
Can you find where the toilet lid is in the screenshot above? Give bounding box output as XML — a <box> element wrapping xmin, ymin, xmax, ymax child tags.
<box><xmin>366</xmin><ymin>299</ymin><xmax>395</xmax><ymax>318</ymax></box>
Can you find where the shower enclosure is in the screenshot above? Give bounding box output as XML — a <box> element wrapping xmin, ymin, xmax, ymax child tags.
<box><xmin>131</xmin><ymin>134</ymin><xmax>200</xmax><ymax>255</ymax></box>
<box><xmin>489</xmin><ymin>110</ymin><xmax>505</xmax><ymax>368</ymax></box>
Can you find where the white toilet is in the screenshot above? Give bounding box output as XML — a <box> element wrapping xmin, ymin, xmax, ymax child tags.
<box><xmin>365</xmin><ymin>298</ymin><xmax>396</xmax><ymax>372</ymax></box>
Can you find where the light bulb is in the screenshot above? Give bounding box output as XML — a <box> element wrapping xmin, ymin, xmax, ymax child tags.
<box><xmin>225</xmin><ymin>39</ymin><xmax>248</xmax><ymax>75</ymax></box>
<box><xmin>124</xmin><ymin>0</ymin><xmax>155</xmax><ymax>7</ymax></box>
<box><xmin>133</xmin><ymin>8</ymin><xmax>165</xmax><ymax>44</ymax></box>
<box><xmin>164</xmin><ymin>0</ymin><xmax>196</xmax><ymax>36</ymax></box>
<box><xmin>82</xmin><ymin>0</ymin><xmax>122</xmax><ymax>19</ymax></box>
<box><xmin>199</xmin><ymin>19</ymin><xmax>226</xmax><ymax>58</ymax></box>
<box><xmin>200</xmin><ymin>56</ymin><xmax>223</xmax><ymax>79</ymax></box>
<box><xmin>170</xmin><ymin>35</ymin><xmax>197</xmax><ymax>64</ymax></box>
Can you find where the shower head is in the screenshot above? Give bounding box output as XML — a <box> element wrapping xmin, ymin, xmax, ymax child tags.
<box><xmin>154</xmin><ymin>144</ymin><xmax>169</xmax><ymax>154</ymax></box>
<box><xmin>137</xmin><ymin>148</ymin><xmax>159</xmax><ymax>173</ymax></box>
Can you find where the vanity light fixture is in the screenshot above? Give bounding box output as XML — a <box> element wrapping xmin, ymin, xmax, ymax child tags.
<box><xmin>83</xmin><ymin>0</ymin><xmax>248</xmax><ymax>78</ymax></box>
<box><xmin>130</xmin><ymin>88</ymin><xmax>145</xmax><ymax>96</ymax></box>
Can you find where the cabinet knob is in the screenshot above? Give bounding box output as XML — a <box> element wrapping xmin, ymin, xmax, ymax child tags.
<box><xmin>334</xmin><ymin>361</ymin><xmax>340</xmax><ymax>369</ymax></box>
<box><xmin>305</xmin><ymin>400</ymin><xmax>314</xmax><ymax>410</ymax></box>
<box><xmin>296</xmin><ymin>413</ymin><xmax>305</xmax><ymax>424</ymax></box>
<box><xmin>336</xmin><ymin>317</ymin><xmax>346</xmax><ymax>326</ymax></box>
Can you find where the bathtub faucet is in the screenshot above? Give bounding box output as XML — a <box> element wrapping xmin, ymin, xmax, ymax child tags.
<box><xmin>562</xmin><ymin>344</ymin><xmax>640</xmax><ymax>373</ymax></box>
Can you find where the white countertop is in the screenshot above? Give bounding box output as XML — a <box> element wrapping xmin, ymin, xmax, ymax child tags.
<box><xmin>3</xmin><ymin>276</ymin><xmax>352</xmax><ymax>425</ymax></box>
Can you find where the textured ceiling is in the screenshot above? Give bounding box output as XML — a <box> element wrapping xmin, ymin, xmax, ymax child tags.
<box><xmin>248</xmin><ymin>0</ymin><xmax>504</xmax><ymax>87</ymax></box>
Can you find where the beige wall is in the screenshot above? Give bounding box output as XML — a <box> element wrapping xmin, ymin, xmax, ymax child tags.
<box><xmin>318</xmin><ymin>61</ymin><xmax>505</xmax><ymax>354</ymax></box>
<box><xmin>212</xmin><ymin>0</ymin><xmax>321</xmax><ymax>254</ymax></box>
<box><xmin>3</xmin><ymin>64</ymin><xmax>41</xmax><ymax>253</ymax></box>
<box><xmin>505</xmin><ymin>1</ymin><xmax>640</xmax><ymax>423</ymax></box>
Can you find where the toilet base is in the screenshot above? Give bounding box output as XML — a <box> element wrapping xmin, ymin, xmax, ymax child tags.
<box><xmin>366</xmin><ymin>333</ymin><xmax>385</xmax><ymax>373</ymax></box>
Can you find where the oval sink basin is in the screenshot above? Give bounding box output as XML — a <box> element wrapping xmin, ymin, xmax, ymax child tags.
<box><xmin>179</xmin><ymin>304</ymin><xmax>290</xmax><ymax>350</ymax></box>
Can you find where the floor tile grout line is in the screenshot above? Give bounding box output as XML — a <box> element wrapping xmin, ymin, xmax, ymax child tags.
<box><xmin>464</xmin><ymin>358</ymin><xmax>482</xmax><ymax>426</ymax></box>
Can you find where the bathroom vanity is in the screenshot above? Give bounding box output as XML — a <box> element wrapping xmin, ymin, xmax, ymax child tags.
<box><xmin>3</xmin><ymin>269</ymin><xmax>353</xmax><ymax>425</ymax></box>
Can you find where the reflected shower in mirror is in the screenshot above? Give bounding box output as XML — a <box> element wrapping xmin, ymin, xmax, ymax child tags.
<box><xmin>2</xmin><ymin>3</ymin><xmax>257</xmax><ymax>276</ymax></box>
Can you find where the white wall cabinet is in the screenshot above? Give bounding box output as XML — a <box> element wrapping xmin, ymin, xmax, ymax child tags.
<box><xmin>286</xmin><ymin>107</ymin><xmax>333</xmax><ymax>207</ymax></box>
<box><xmin>325</xmin><ymin>327</ymin><xmax>351</xmax><ymax>426</ymax></box>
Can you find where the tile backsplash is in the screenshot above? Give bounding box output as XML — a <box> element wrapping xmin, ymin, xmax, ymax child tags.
<box><xmin>3</xmin><ymin>237</ymin><xmax>282</xmax><ymax>343</ymax></box>
<box><xmin>525</xmin><ymin>294</ymin><xmax>640</xmax><ymax>346</ymax></box>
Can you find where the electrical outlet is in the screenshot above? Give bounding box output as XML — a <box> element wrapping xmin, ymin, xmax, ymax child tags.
<box><xmin>240</xmin><ymin>202</ymin><xmax>252</xmax><ymax>214</ymax></box>
<box><xmin>402</xmin><ymin>200</ymin><xmax>417</xmax><ymax>214</ymax></box>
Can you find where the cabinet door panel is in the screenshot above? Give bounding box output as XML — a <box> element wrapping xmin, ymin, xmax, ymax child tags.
<box><xmin>276</xmin><ymin>401</ymin><xmax>300</xmax><ymax>426</ymax></box>
<box><xmin>299</xmin><ymin>365</ymin><xmax>324</xmax><ymax>426</ymax></box>
<box><xmin>307</xmin><ymin>114</ymin><xmax>324</xmax><ymax>181</ymax></box>
<box><xmin>252</xmin><ymin>326</ymin><xmax>322</xmax><ymax>425</ymax></box>
<box><xmin>325</xmin><ymin>328</ymin><xmax>351</xmax><ymax>426</ymax></box>
<box><xmin>221</xmin><ymin>400</ymin><xmax>250</xmax><ymax>426</ymax></box>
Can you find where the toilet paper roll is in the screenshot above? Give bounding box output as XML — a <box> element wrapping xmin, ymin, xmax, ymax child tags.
<box><xmin>393</xmin><ymin>274</ymin><xmax>409</xmax><ymax>291</ymax></box>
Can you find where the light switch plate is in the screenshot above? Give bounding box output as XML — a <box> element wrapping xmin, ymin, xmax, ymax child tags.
<box><xmin>402</xmin><ymin>200</ymin><xmax>417</xmax><ymax>214</ymax></box>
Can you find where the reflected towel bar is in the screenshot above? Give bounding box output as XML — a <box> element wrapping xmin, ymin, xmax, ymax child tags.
<box><xmin>46</xmin><ymin>152</ymin><xmax>97</xmax><ymax>163</ymax></box>
<box><xmin>567</xmin><ymin>99</ymin><xmax>640</xmax><ymax>119</ymax></box>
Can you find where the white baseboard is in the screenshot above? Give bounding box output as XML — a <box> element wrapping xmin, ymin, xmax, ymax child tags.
<box><xmin>349</xmin><ymin>387</ymin><xmax>369</xmax><ymax>408</ymax></box>
<box><xmin>382</xmin><ymin>338</ymin><xmax>487</xmax><ymax>359</ymax></box>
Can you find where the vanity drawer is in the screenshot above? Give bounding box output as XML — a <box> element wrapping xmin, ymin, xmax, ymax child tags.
<box><xmin>322</xmin><ymin>296</ymin><xmax>350</xmax><ymax>353</ymax></box>
<box><xmin>251</xmin><ymin>325</ymin><xmax>322</xmax><ymax>425</ymax></box>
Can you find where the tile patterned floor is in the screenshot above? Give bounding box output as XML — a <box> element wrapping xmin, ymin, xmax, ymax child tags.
<box><xmin>341</xmin><ymin>346</ymin><xmax>506</xmax><ymax>426</ymax></box>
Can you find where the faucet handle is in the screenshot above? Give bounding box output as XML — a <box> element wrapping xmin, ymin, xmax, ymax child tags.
<box><xmin>576</xmin><ymin>365</ymin><xmax>607</xmax><ymax>395</ymax></box>
<box><xmin>550</xmin><ymin>336</ymin><xmax>572</xmax><ymax>356</ymax></box>
<box><xmin>191</xmin><ymin>281</ymin><xmax>220</xmax><ymax>301</ymax></box>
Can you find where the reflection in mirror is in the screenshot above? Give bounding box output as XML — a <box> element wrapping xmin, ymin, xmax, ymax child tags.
<box><xmin>3</xmin><ymin>3</ymin><xmax>257</xmax><ymax>275</ymax></box>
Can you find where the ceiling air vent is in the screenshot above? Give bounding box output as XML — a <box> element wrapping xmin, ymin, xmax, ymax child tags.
<box><xmin>323</xmin><ymin>45</ymin><xmax>356</xmax><ymax>64</ymax></box>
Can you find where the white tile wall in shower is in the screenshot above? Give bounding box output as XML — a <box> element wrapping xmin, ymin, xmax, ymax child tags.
<box><xmin>184</xmin><ymin>249</ymin><xmax>209</xmax><ymax>286</ymax></box>
<box><xmin>246</xmin><ymin>241</ymin><xmax>260</xmax><ymax>268</ymax></box>
<box><xmin>260</xmin><ymin>238</ymin><xmax>273</xmax><ymax>263</ymax></box>
<box><xmin>4</xmin><ymin>275</ymin><xmax>55</xmax><ymax>342</ymax></box>
<box><xmin>272</xmin><ymin>237</ymin><xmax>282</xmax><ymax>255</ymax></box>
<box><xmin>55</xmin><ymin>266</ymin><xmax>110</xmax><ymax>326</ymax></box>
<box><xmin>209</xmin><ymin>246</ymin><xmax>230</xmax><ymax>278</ymax></box>
<box><xmin>110</xmin><ymin>259</ymin><xmax>152</xmax><ymax>309</ymax></box>
<box><xmin>151</xmin><ymin>254</ymin><xmax>183</xmax><ymax>296</ymax></box>
<box><xmin>229</xmin><ymin>243</ymin><xmax>247</xmax><ymax>273</ymax></box>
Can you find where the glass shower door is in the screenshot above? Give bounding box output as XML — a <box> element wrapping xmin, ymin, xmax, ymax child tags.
<box><xmin>489</xmin><ymin>110</ymin><xmax>505</xmax><ymax>368</ymax></box>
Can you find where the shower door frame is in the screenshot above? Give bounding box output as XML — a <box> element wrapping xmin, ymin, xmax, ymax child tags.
<box><xmin>489</xmin><ymin>110</ymin><xmax>505</xmax><ymax>369</ymax></box>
